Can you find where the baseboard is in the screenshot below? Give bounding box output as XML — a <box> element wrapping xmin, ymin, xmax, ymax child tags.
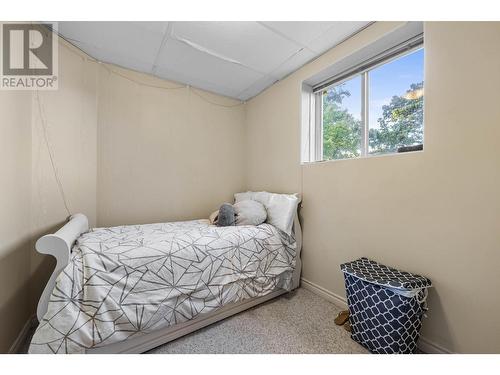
<box><xmin>8</xmin><ymin>315</ymin><xmax>37</xmax><ymax>354</ymax></box>
<box><xmin>300</xmin><ymin>277</ymin><xmax>452</xmax><ymax>354</ymax></box>
<box><xmin>417</xmin><ymin>336</ymin><xmax>452</xmax><ymax>354</ymax></box>
<box><xmin>301</xmin><ymin>277</ymin><xmax>348</xmax><ymax>309</ymax></box>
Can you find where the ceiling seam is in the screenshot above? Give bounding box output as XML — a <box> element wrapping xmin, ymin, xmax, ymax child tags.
<box><xmin>233</xmin><ymin>22</ymin><xmax>312</xmax><ymax>99</ymax></box>
<box><xmin>308</xmin><ymin>21</ymin><xmax>376</xmax><ymax>54</ymax></box>
<box><xmin>257</xmin><ymin>21</ymin><xmax>306</xmax><ymax>50</ymax></box>
<box><xmin>234</xmin><ymin>75</ymin><xmax>278</xmax><ymax>99</ymax></box>
<box><xmin>278</xmin><ymin>23</ymin><xmax>375</xmax><ymax>83</ymax></box>
<box><xmin>168</xmin><ymin>32</ymin><xmax>268</xmax><ymax>77</ymax></box>
<box><xmin>151</xmin><ymin>22</ymin><xmax>173</xmax><ymax>75</ymax></box>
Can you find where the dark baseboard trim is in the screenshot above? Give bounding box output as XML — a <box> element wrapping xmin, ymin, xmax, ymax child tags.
<box><xmin>8</xmin><ymin>315</ymin><xmax>37</xmax><ymax>354</ymax></box>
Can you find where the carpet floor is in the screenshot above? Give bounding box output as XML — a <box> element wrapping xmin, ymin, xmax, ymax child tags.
<box><xmin>147</xmin><ymin>288</ymin><xmax>369</xmax><ymax>354</ymax></box>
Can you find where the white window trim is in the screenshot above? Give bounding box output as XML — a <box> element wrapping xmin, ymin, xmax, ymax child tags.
<box><xmin>314</xmin><ymin>92</ymin><xmax>323</xmax><ymax>161</ymax></box>
<box><xmin>306</xmin><ymin>43</ymin><xmax>424</xmax><ymax>163</ymax></box>
<box><xmin>361</xmin><ymin>71</ymin><xmax>369</xmax><ymax>157</ymax></box>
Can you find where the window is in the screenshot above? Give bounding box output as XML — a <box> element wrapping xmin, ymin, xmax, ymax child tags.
<box><xmin>322</xmin><ymin>75</ymin><xmax>362</xmax><ymax>160</ymax></box>
<box><xmin>368</xmin><ymin>48</ymin><xmax>424</xmax><ymax>155</ymax></box>
<box><xmin>305</xmin><ymin>40</ymin><xmax>424</xmax><ymax>162</ymax></box>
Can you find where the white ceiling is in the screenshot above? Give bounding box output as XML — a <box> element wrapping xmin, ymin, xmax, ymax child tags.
<box><xmin>57</xmin><ymin>21</ymin><xmax>371</xmax><ymax>101</ymax></box>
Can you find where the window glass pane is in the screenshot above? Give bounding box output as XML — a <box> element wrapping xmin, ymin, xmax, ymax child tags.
<box><xmin>322</xmin><ymin>75</ymin><xmax>362</xmax><ymax>160</ymax></box>
<box><xmin>368</xmin><ymin>48</ymin><xmax>424</xmax><ymax>154</ymax></box>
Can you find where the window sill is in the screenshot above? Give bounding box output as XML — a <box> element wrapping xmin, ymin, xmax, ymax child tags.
<box><xmin>301</xmin><ymin>149</ymin><xmax>424</xmax><ymax>166</ymax></box>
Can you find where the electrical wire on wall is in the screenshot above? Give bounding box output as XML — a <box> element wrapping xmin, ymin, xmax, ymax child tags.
<box><xmin>98</xmin><ymin>61</ymin><xmax>186</xmax><ymax>91</ymax></box>
<box><xmin>34</xmin><ymin>89</ymin><xmax>72</xmax><ymax>217</ymax></box>
<box><xmin>59</xmin><ymin>35</ymin><xmax>246</xmax><ymax>108</ymax></box>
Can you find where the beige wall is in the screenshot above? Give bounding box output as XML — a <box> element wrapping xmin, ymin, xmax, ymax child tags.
<box><xmin>0</xmin><ymin>88</ymin><xmax>32</xmax><ymax>353</ymax></box>
<box><xmin>245</xmin><ymin>22</ymin><xmax>500</xmax><ymax>353</ymax></box>
<box><xmin>96</xmin><ymin>66</ymin><xmax>245</xmax><ymax>227</ymax></box>
<box><xmin>1</xmin><ymin>37</ymin><xmax>100</xmax><ymax>352</ymax></box>
<box><xmin>29</xmin><ymin>41</ymin><xmax>99</xmax><ymax>314</ymax></box>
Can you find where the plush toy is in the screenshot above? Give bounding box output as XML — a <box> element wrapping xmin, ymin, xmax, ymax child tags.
<box><xmin>209</xmin><ymin>200</ymin><xmax>267</xmax><ymax>227</ymax></box>
<box><xmin>216</xmin><ymin>203</ymin><xmax>236</xmax><ymax>226</ymax></box>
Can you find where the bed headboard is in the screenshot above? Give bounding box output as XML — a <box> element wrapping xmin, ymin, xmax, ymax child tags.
<box><xmin>35</xmin><ymin>213</ymin><xmax>89</xmax><ymax>322</ymax></box>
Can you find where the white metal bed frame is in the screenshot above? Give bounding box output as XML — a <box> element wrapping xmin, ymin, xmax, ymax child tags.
<box><xmin>35</xmin><ymin>205</ymin><xmax>302</xmax><ymax>354</ymax></box>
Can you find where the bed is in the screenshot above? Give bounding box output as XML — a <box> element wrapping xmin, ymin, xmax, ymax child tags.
<box><xmin>29</xmin><ymin>192</ymin><xmax>302</xmax><ymax>354</ymax></box>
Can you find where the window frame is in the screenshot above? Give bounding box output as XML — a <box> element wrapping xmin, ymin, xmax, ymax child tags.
<box><xmin>309</xmin><ymin>41</ymin><xmax>424</xmax><ymax>163</ymax></box>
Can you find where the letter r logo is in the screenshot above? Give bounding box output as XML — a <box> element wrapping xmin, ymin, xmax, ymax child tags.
<box><xmin>2</xmin><ymin>23</ymin><xmax>53</xmax><ymax>75</ymax></box>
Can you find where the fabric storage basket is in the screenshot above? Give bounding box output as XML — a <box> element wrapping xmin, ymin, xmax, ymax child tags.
<box><xmin>341</xmin><ymin>258</ymin><xmax>432</xmax><ymax>354</ymax></box>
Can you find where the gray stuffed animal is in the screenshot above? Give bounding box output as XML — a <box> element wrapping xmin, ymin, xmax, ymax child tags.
<box><xmin>216</xmin><ymin>203</ymin><xmax>236</xmax><ymax>226</ymax></box>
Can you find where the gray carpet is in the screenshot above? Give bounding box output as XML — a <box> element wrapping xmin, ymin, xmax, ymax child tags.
<box><xmin>147</xmin><ymin>288</ymin><xmax>369</xmax><ymax>354</ymax></box>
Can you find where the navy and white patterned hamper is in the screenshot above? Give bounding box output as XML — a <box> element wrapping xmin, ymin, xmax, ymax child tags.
<box><xmin>340</xmin><ymin>258</ymin><xmax>432</xmax><ymax>354</ymax></box>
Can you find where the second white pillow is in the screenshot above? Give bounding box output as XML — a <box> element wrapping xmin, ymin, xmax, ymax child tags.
<box><xmin>234</xmin><ymin>200</ymin><xmax>267</xmax><ymax>226</ymax></box>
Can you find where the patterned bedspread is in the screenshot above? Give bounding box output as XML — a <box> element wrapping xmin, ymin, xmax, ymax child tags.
<box><xmin>29</xmin><ymin>220</ymin><xmax>296</xmax><ymax>354</ymax></box>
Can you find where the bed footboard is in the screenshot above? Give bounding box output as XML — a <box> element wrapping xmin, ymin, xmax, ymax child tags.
<box><xmin>35</xmin><ymin>213</ymin><xmax>89</xmax><ymax>322</ymax></box>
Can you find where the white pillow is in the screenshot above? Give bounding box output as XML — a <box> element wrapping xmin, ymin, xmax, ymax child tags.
<box><xmin>234</xmin><ymin>191</ymin><xmax>300</xmax><ymax>235</ymax></box>
<box><xmin>234</xmin><ymin>200</ymin><xmax>267</xmax><ymax>226</ymax></box>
